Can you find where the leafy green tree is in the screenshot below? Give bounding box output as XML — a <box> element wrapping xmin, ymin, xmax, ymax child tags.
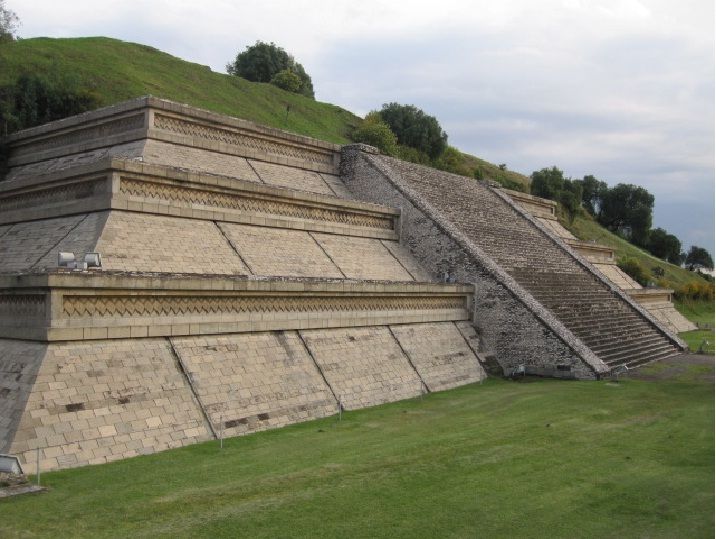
<box><xmin>227</xmin><ymin>41</ymin><xmax>314</xmax><ymax>98</ymax></box>
<box><xmin>378</xmin><ymin>103</ymin><xmax>447</xmax><ymax>159</ymax></box>
<box><xmin>576</xmin><ymin>174</ymin><xmax>608</xmax><ymax>217</ymax></box>
<box><xmin>351</xmin><ymin>111</ymin><xmax>398</xmax><ymax>155</ymax></box>
<box><xmin>530</xmin><ymin>166</ymin><xmax>565</xmax><ymax>199</ymax></box>
<box><xmin>684</xmin><ymin>246</ymin><xmax>714</xmax><ymax>271</ymax></box>
<box><xmin>646</xmin><ymin>228</ymin><xmax>682</xmax><ymax>264</ymax></box>
<box><xmin>434</xmin><ymin>146</ymin><xmax>471</xmax><ymax>176</ymax></box>
<box><xmin>598</xmin><ymin>183</ymin><xmax>654</xmax><ymax>246</ymax></box>
<box><xmin>0</xmin><ymin>0</ymin><xmax>19</xmax><ymax>42</ymax></box>
<box><xmin>558</xmin><ymin>181</ymin><xmax>582</xmax><ymax>222</ymax></box>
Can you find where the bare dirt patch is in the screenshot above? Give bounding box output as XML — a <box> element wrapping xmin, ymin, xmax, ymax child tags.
<box><xmin>626</xmin><ymin>354</ymin><xmax>714</xmax><ymax>383</ymax></box>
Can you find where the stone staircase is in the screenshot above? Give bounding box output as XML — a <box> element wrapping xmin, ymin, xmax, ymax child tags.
<box><xmin>511</xmin><ymin>269</ymin><xmax>679</xmax><ymax>368</ymax></box>
<box><xmin>341</xmin><ymin>148</ymin><xmax>683</xmax><ymax>374</ymax></box>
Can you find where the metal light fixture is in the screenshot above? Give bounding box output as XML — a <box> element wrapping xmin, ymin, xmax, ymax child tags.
<box><xmin>84</xmin><ymin>253</ymin><xmax>102</xmax><ymax>268</ymax></box>
<box><xmin>58</xmin><ymin>252</ymin><xmax>77</xmax><ymax>268</ymax></box>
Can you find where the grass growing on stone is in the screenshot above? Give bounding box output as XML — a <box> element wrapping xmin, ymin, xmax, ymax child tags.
<box><xmin>1</xmin><ymin>375</ymin><xmax>712</xmax><ymax>539</ymax></box>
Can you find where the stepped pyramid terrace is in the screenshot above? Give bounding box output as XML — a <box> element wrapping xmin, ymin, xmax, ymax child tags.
<box><xmin>0</xmin><ymin>98</ymin><xmax>685</xmax><ymax>471</ymax></box>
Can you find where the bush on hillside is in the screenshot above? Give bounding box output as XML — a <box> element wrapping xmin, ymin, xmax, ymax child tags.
<box><xmin>674</xmin><ymin>281</ymin><xmax>715</xmax><ymax>301</ymax></box>
<box><xmin>0</xmin><ymin>0</ymin><xmax>19</xmax><ymax>42</ymax></box>
<box><xmin>617</xmin><ymin>256</ymin><xmax>651</xmax><ymax>287</ymax></box>
<box><xmin>270</xmin><ymin>69</ymin><xmax>302</xmax><ymax>93</ymax></box>
<box><xmin>434</xmin><ymin>146</ymin><xmax>472</xmax><ymax>176</ymax></box>
<box><xmin>350</xmin><ymin>111</ymin><xmax>398</xmax><ymax>155</ymax></box>
<box><xmin>227</xmin><ymin>41</ymin><xmax>314</xmax><ymax>98</ymax></box>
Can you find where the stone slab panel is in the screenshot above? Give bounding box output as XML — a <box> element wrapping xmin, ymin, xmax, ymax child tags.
<box><xmin>171</xmin><ymin>332</ymin><xmax>337</xmax><ymax>437</ymax></box>
<box><xmin>142</xmin><ymin>140</ymin><xmax>260</xmax><ymax>182</ymax></box>
<box><xmin>389</xmin><ymin>322</ymin><xmax>486</xmax><ymax>392</ymax></box>
<box><xmin>95</xmin><ymin>211</ymin><xmax>249</xmax><ymax>274</ymax></box>
<box><xmin>300</xmin><ymin>326</ymin><xmax>423</xmax><ymax>410</ymax></box>
<box><xmin>0</xmin><ymin>215</ymin><xmax>89</xmax><ymax>273</ymax></box>
<box><xmin>2</xmin><ymin>338</ymin><xmax>211</xmax><ymax>471</ymax></box>
<box><xmin>593</xmin><ymin>263</ymin><xmax>642</xmax><ymax>290</ymax></box>
<box><xmin>312</xmin><ymin>233</ymin><xmax>414</xmax><ymax>281</ymax></box>
<box><xmin>320</xmin><ymin>173</ymin><xmax>354</xmax><ymax>199</ymax></box>
<box><xmin>249</xmin><ymin>160</ymin><xmax>335</xmax><ymax>196</ymax></box>
<box><xmin>382</xmin><ymin>241</ymin><xmax>433</xmax><ymax>281</ymax></box>
<box><xmin>536</xmin><ymin>218</ymin><xmax>576</xmax><ymax>240</ymax></box>
<box><xmin>218</xmin><ymin>223</ymin><xmax>343</xmax><ymax>278</ymax></box>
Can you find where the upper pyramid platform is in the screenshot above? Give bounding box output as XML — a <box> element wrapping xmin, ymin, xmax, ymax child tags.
<box><xmin>3</xmin><ymin>96</ymin><xmax>347</xmax><ymax>196</ymax></box>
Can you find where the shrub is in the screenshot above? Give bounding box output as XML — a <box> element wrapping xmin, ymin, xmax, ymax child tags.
<box><xmin>675</xmin><ymin>281</ymin><xmax>715</xmax><ymax>301</ymax></box>
<box><xmin>434</xmin><ymin>146</ymin><xmax>471</xmax><ymax>176</ymax></box>
<box><xmin>270</xmin><ymin>69</ymin><xmax>301</xmax><ymax>93</ymax></box>
<box><xmin>351</xmin><ymin>111</ymin><xmax>398</xmax><ymax>156</ymax></box>
<box><xmin>617</xmin><ymin>257</ymin><xmax>651</xmax><ymax>286</ymax></box>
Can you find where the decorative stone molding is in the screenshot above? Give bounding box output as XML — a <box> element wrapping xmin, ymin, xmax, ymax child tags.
<box><xmin>0</xmin><ymin>272</ymin><xmax>472</xmax><ymax>341</ymax></box>
<box><xmin>153</xmin><ymin>114</ymin><xmax>334</xmax><ymax>168</ymax></box>
<box><xmin>0</xmin><ymin>159</ymin><xmax>398</xmax><ymax>238</ymax></box>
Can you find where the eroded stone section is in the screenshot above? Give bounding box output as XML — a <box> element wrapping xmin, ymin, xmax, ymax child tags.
<box><xmin>171</xmin><ymin>332</ymin><xmax>337</xmax><ymax>436</ymax></box>
<box><xmin>2</xmin><ymin>338</ymin><xmax>211</xmax><ymax>471</ymax></box>
<box><xmin>218</xmin><ymin>223</ymin><xmax>343</xmax><ymax>278</ymax></box>
<box><xmin>95</xmin><ymin>212</ymin><xmax>249</xmax><ymax>274</ymax></box>
<box><xmin>142</xmin><ymin>140</ymin><xmax>260</xmax><ymax>182</ymax></box>
<box><xmin>300</xmin><ymin>326</ymin><xmax>423</xmax><ymax>410</ymax></box>
<box><xmin>249</xmin><ymin>160</ymin><xmax>335</xmax><ymax>196</ymax></box>
<box><xmin>390</xmin><ymin>323</ymin><xmax>485</xmax><ymax>392</ymax></box>
<box><xmin>0</xmin><ymin>215</ymin><xmax>88</xmax><ymax>273</ymax></box>
<box><xmin>313</xmin><ymin>234</ymin><xmax>414</xmax><ymax>281</ymax></box>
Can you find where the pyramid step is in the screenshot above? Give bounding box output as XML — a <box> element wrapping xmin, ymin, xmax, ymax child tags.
<box><xmin>607</xmin><ymin>347</ymin><xmax>679</xmax><ymax>369</ymax></box>
<box><xmin>590</xmin><ymin>333</ymin><xmax>667</xmax><ymax>354</ymax></box>
<box><xmin>600</xmin><ymin>341</ymin><xmax>674</xmax><ymax>364</ymax></box>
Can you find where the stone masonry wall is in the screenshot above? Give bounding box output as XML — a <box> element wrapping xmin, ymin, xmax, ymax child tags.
<box><xmin>389</xmin><ymin>322</ymin><xmax>486</xmax><ymax>391</ymax></box>
<box><xmin>170</xmin><ymin>332</ymin><xmax>338</xmax><ymax>438</ymax></box>
<box><xmin>340</xmin><ymin>146</ymin><xmax>603</xmax><ymax>379</ymax></box>
<box><xmin>2</xmin><ymin>338</ymin><xmax>211</xmax><ymax>471</ymax></box>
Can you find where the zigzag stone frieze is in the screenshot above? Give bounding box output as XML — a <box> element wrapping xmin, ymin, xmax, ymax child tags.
<box><xmin>62</xmin><ymin>294</ymin><xmax>465</xmax><ymax>318</ymax></box>
<box><xmin>119</xmin><ymin>177</ymin><xmax>393</xmax><ymax>230</ymax></box>
<box><xmin>153</xmin><ymin>114</ymin><xmax>334</xmax><ymax>166</ymax></box>
<box><xmin>0</xmin><ymin>294</ymin><xmax>46</xmax><ymax>318</ymax></box>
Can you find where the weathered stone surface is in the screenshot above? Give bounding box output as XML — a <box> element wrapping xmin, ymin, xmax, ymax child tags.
<box><xmin>170</xmin><ymin>332</ymin><xmax>338</xmax><ymax>437</ymax></box>
<box><xmin>300</xmin><ymin>326</ymin><xmax>424</xmax><ymax>410</ymax></box>
<box><xmin>390</xmin><ymin>322</ymin><xmax>486</xmax><ymax>392</ymax></box>
<box><xmin>0</xmin><ymin>339</ymin><xmax>211</xmax><ymax>471</ymax></box>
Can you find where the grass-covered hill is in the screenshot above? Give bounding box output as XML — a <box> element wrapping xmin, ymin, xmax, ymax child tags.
<box><xmin>0</xmin><ymin>37</ymin><xmax>360</xmax><ymax>143</ymax></box>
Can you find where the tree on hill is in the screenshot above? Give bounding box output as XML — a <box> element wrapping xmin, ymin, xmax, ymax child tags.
<box><xmin>684</xmin><ymin>246</ymin><xmax>714</xmax><ymax>271</ymax></box>
<box><xmin>378</xmin><ymin>103</ymin><xmax>448</xmax><ymax>159</ymax></box>
<box><xmin>226</xmin><ymin>41</ymin><xmax>314</xmax><ymax>98</ymax></box>
<box><xmin>598</xmin><ymin>183</ymin><xmax>654</xmax><ymax>246</ymax></box>
<box><xmin>576</xmin><ymin>174</ymin><xmax>608</xmax><ymax>217</ymax></box>
<box><xmin>531</xmin><ymin>166</ymin><xmax>565</xmax><ymax>199</ymax></box>
<box><xmin>646</xmin><ymin>228</ymin><xmax>681</xmax><ymax>264</ymax></box>
<box><xmin>0</xmin><ymin>0</ymin><xmax>19</xmax><ymax>41</ymax></box>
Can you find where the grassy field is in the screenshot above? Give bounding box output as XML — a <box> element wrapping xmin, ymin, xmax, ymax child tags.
<box><xmin>1</xmin><ymin>370</ymin><xmax>712</xmax><ymax>538</ymax></box>
<box><xmin>677</xmin><ymin>299</ymin><xmax>715</xmax><ymax>354</ymax></box>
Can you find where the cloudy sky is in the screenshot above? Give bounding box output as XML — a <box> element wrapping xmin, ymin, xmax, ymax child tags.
<box><xmin>12</xmin><ymin>0</ymin><xmax>715</xmax><ymax>252</ymax></box>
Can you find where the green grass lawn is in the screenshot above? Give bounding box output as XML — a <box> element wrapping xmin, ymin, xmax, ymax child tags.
<box><xmin>1</xmin><ymin>373</ymin><xmax>712</xmax><ymax>538</ymax></box>
<box><xmin>677</xmin><ymin>299</ymin><xmax>715</xmax><ymax>354</ymax></box>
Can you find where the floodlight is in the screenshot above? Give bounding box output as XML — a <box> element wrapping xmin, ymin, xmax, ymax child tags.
<box><xmin>58</xmin><ymin>252</ymin><xmax>76</xmax><ymax>268</ymax></box>
<box><xmin>84</xmin><ymin>253</ymin><xmax>102</xmax><ymax>268</ymax></box>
